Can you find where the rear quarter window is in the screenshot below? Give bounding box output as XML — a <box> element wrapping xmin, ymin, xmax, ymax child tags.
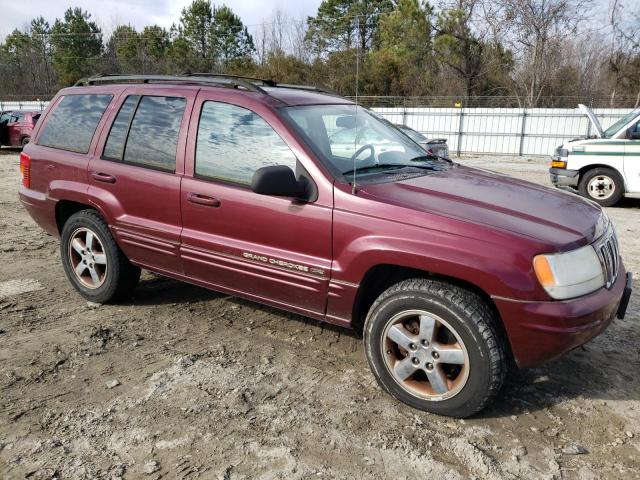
<box><xmin>38</xmin><ymin>94</ymin><xmax>113</xmax><ymax>153</ymax></box>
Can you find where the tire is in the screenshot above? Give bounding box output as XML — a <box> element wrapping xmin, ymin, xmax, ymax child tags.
<box><xmin>60</xmin><ymin>209</ymin><xmax>140</xmax><ymax>303</ymax></box>
<box><xmin>363</xmin><ymin>278</ymin><xmax>507</xmax><ymax>418</ymax></box>
<box><xmin>21</xmin><ymin>136</ymin><xmax>30</xmax><ymax>147</ymax></box>
<box><xmin>578</xmin><ymin>167</ymin><xmax>624</xmax><ymax>207</ymax></box>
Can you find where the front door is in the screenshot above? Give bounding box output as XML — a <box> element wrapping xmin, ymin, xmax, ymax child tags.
<box><xmin>89</xmin><ymin>87</ymin><xmax>196</xmax><ymax>274</ymax></box>
<box><xmin>180</xmin><ymin>93</ymin><xmax>333</xmax><ymax>317</ymax></box>
<box><xmin>624</xmin><ymin>119</ymin><xmax>640</xmax><ymax>193</ymax></box>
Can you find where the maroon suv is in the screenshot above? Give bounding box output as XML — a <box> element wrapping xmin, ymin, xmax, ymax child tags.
<box><xmin>0</xmin><ymin>110</ymin><xmax>40</xmax><ymax>147</ymax></box>
<box><xmin>19</xmin><ymin>75</ymin><xmax>632</xmax><ymax>417</ymax></box>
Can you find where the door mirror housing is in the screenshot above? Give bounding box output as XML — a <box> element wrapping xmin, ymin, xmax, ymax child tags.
<box><xmin>251</xmin><ymin>165</ymin><xmax>308</xmax><ymax>199</ymax></box>
<box><xmin>627</xmin><ymin>128</ymin><xmax>640</xmax><ymax>140</ymax></box>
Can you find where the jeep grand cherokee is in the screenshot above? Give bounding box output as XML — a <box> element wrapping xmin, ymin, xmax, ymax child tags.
<box><xmin>19</xmin><ymin>74</ymin><xmax>633</xmax><ymax>418</ymax></box>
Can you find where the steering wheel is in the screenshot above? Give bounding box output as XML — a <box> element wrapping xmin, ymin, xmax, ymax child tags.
<box><xmin>350</xmin><ymin>144</ymin><xmax>377</xmax><ymax>167</ymax></box>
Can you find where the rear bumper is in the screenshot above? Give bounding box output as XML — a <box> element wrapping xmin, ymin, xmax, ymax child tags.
<box><xmin>550</xmin><ymin>167</ymin><xmax>579</xmax><ymax>188</ymax></box>
<box><xmin>19</xmin><ymin>186</ymin><xmax>59</xmax><ymax>237</ymax></box>
<box><xmin>494</xmin><ymin>268</ymin><xmax>632</xmax><ymax>368</ymax></box>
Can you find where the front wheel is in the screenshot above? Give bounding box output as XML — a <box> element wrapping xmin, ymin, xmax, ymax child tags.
<box><xmin>578</xmin><ymin>167</ymin><xmax>624</xmax><ymax>207</ymax></box>
<box><xmin>60</xmin><ymin>209</ymin><xmax>140</xmax><ymax>303</ymax></box>
<box><xmin>363</xmin><ymin>278</ymin><xmax>507</xmax><ymax>418</ymax></box>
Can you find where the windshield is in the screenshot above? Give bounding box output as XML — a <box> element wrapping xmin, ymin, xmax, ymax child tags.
<box><xmin>603</xmin><ymin>108</ymin><xmax>640</xmax><ymax>138</ymax></box>
<box><xmin>280</xmin><ymin>104</ymin><xmax>439</xmax><ymax>180</ymax></box>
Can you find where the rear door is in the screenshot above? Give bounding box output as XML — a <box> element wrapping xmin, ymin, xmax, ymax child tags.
<box><xmin>180</xmin><ymin>91</ymin><xmax>333</xmax><ymax>316</ymax></box>
<box><xmin>624</xmin><ymin>119</ymin><xmax>640</xmax><ymax>193</ymax></box>
<box><xmin>89</xmin><ymin>87</ymin><xmax>196</xmax><ymax>274</ymax></box>
<box><xmin>7</xmin><ymin>112</ymin><xmax>24</xmax><ymax>145</ymax></box>
<box><xmin>0</xmin><ymin>111</ymin><xmax>10</xmax><ymax>145</ymax></box>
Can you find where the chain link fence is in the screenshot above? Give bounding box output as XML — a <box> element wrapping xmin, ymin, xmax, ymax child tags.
<box><xmin>2</xmin><ymin>95</ymin><xmax>638</xmax><ymax>156</ymax></box>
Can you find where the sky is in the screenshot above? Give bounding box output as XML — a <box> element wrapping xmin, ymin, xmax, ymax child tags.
<box><xmin>0</xmin><ymin>0</ymin><xmax>613</xmax><ymax>41</ymax></box>
<box><xmin>0</xmin><ymin>0</ymin><xmax>323</xmax><ymax>38</ymax></box>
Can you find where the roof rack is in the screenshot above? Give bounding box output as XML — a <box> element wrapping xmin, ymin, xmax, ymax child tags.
<box><xmin>74</xmin><ymin>73</ymin><xmax>339</xmax><ymax>98</ymax></box>
<box><xmin>74</xmin><ymin>74</ymin><xmax>268</xmax><ymax>94</ymax></box>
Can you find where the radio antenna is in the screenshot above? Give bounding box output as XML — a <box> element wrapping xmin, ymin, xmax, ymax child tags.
<box><xmin>351</xmin><ymin>15</ymin><xmax>360</xmax><ymax>195</ymax></box>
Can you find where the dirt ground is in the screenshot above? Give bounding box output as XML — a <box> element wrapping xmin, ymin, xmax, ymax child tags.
<box><xmin>0</xmin><ymin>149</ymin><xmax>639</xmax><ymax>480</ymax></box>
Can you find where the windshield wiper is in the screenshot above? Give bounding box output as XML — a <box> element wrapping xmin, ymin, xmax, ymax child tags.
<box><xmin>342</xmin><ymin>163</ymin><xmax>438</xmax><ymax>177</ymax></box>
<box><xmin>410</xmin><ymin>154</ymin><xmax>452</xmax><ymax>163</ymax></box>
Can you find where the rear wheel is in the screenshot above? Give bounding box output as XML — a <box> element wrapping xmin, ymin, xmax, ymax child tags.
<box><xmin>363</xmin><ymin>278</ymin><xmax>507</xmax><ymax>418</ymax></box>
<box><xmin>578</xmin><ymin>167</ymin><xmax>624</xmax><ymax>207</ymax></box>
<box><xmin>21</xmin><ymin>136</ymin><xmax>30</xmax><ymax>147</ymax></box>
<box><xmin>60</xmin><ymin>209</ymin><xmax>140</xmax><ymax>303</ymax></box>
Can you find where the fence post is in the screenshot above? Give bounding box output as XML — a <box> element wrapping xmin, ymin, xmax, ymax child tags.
<box><xmin>402</xmin><ymin>97</ymin><xmax>408</xmax><ymax>126</ymax></box>
<box><xmin>518</xmin><ymin>107</ymin><xmax>527</xmax><ymax>156</ymax></box>
<box><xmin>456</xmin><ymin>101</ymin><xmax>464</xmax><ymax>157</ymax></box>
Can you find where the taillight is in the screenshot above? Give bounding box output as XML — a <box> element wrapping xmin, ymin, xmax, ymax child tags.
<box><xmin>19</xmin><ymin>152</ymin><xmax>31</xmax><ymax>188</ymax></box>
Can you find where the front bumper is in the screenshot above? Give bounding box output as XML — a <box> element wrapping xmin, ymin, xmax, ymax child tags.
<box><xmin>550</xmin><ymin>167</ymin><xmax>579</xmax><ymax>188</ymax></box>
<box><xmin>494</xmin><ymin>268</ymin><xmax>632</xmax><ymax>368</ymax></box>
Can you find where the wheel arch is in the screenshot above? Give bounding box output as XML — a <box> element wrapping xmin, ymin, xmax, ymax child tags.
<box><xmin>351</xmin><ymin>263</ymin><xmax>514</xmax><ymax>363</ymax></box>
<box><xmin>55</xmin><ymin>200</ymin><xmax>98</xmax><ymax>234</ymax></box>
<box><xmin>578</xmin><ymin>164</ymin><xmax>627</xmax><ymax>191</ymax></box>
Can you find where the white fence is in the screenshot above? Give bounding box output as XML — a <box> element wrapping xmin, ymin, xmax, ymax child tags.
<box><xmin>372</xmin><ymin>107</ymin><xmax>631</xmax><ymax>156</ymax></box>
<box><xmin>1</xmin><ymin>99</ymin><xmax>632</xmax><ymax>157</ymax></box>
<box><xmin>0</xmin><ymin>100</ymin><xmax>49</xmax><ymax>112</ymax></box>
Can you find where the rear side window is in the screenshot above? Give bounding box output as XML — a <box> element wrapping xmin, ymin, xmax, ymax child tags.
<box><xmin>103</xmin><ymin>95</ymin><xmax>140</xmax><ymax>160</ymax></box>
<box><xmin>38</xmin><ymin>94</ymin><xmax>112</xmax><ymax>153</ymax></box>
<box><xmin>195</xmin><ymin>101</ymin><xmax>297</xmax><ymax>185</ymax></box>
<box><xmin>103</xmin><ymin>95</ymin><xmax>186</xmax><ymax>172</ymax></box>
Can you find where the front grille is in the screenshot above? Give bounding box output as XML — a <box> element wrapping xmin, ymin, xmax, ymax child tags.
<box><xmin>594</xmin><ymin>228</ymin><xmax>619</xmax><ymax>288</ymax></box>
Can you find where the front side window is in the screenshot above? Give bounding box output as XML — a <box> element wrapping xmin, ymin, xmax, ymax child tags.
<box><xmin>102</xmin><ymin>95</ymin><xmax>186</xmax><ymax>172</ymax></box>
<box><xmin>38</xmin><ymin>94</ymin><xmax>113</xmax><ymax>153</ymax></box>
<box><xmin>195</xmin><ymin>101</ymin><xmax>297</xmax><ymax>185</ymax></box>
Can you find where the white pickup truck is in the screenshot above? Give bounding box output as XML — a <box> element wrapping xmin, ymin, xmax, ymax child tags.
<box><xmin>550</xmin><ymin>104</ymin><xmax>640</xmax><ymax>206</ymax></box>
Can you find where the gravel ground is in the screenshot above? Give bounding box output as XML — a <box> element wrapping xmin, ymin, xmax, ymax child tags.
<box><xmin>0</xmin><ymin>149</ymin><xmax>639</xmax><ymax>480</ymax></box>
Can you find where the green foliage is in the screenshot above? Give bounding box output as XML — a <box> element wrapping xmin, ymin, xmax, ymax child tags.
<box><xmin>211</xmin><ymin>5</ymin><xmax>255</xmax><ymax>67</ymax></box>
<box><xmin>306</xmin><ymin>0</ymin><xmax>393</xmax><ymax>54</ymax></box>
<box><xmin>368</xmin><ymin>0</ymin><xmax>434</xmax><ymax>95</ymax></box>
<box><xmin>50</xmin><ymin>8</ymin><xmax>102</xmax><ymax>86</ymax></box>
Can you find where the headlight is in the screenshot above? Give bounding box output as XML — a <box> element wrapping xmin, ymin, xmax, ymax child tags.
<box><xmin>533</xmin><ymin>245</ymin><xmax>605</xmax><ymax>300</ymax></box>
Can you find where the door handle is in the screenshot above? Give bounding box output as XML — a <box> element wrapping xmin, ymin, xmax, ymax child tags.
<box><xmin>91</xmin><ymin>172</ymin><xmax>116</xmax><ymax>184</ymax></box>
<box><xmin>187</xmin><ymin>192</ymin><xmax>221</xmax><ymax>207</ymax></box>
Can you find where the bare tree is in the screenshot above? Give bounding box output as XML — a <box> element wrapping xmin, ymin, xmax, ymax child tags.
<box><xmin>486</xmin><ymin>0</ymin><xmax>591</xmax><ymax>106</ymax></box>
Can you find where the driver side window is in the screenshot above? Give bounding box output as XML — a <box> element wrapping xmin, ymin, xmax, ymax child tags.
<box><xmin>195</xmin><ymin>101</ymin><xmax>297</xmax><ymax>185</ymax></box>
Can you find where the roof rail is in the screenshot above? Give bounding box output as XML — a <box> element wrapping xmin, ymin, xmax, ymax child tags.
<box><xmin>184</xmin><ymin>72</ymin><xmax>277</xmax><ymax>87</ymax></box>
<box><xmin>74</xmin><ymin>73</ymin><xmax>339</xmax><ymax>98</ymax></box>
<box><xmin>74</xmin><ymin>74</ymin><xmax>268</xmax><ymax>94</ymax></box>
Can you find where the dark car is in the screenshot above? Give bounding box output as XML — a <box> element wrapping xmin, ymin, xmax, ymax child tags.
<box><xmin>0</xmin><ymin>110</ymin><xmax>41</xmax><ymax>147</ymax></box>
<box><xmin>396</xmin><ymin>124</ymin><xmax>449</xmax><ymax>158</ymax></box>
<box><xmin>19</xmin><ymin>74</ymin><xmax>632</xmax><ymax>418</ymax></box>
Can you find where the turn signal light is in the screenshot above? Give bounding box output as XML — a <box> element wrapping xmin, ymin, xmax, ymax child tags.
<box><xmin>19</xmin><ymin>152</ymin><xmax>31</xmax><ymax>188</ymax></box>
<box><xmin>550</xmin><ymin>160</ymin><xmax>566</xmax><ymax>168</ymax></box>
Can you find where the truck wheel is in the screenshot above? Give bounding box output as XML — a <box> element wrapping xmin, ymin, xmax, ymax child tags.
<box><xmin>578</xmin><ymin>167</ymin><xmax>624</xmax><ymax>207</ymax></box>
<box><xmin>60</xmin><ymin>209</ymin><xmax>140</xmax><ymax>303</ymax></box>
<box><xmin>363</xmin><ymin>278</ymin><xmax>507</xmax><ymax>418</ymax></box>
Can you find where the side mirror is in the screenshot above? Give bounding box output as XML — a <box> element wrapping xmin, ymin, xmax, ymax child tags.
<box><xmin>251</xmin><ymin>165</ymin><xmax>307</xmax><ymax>199</ymax></box>
<box><xmin>627</xmin><ymin>128</ymin><xmax>640</xmax><ymax>140</ymax></box>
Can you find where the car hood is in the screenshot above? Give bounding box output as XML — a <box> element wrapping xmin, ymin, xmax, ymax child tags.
<box><xmin>358</xmin><ymin>165</ymin><xmax>605</xmax><ymax>249</ymax></box>
<box><xmin>578</xmin><ymin>104</ymin><xmax>603</xmax><ymax>138</ymax></box>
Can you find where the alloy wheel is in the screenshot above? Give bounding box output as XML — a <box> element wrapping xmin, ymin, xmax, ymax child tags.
<box><xmin>68</xmin><ymin>227</ymin><xmax>108</xmax><ymax>289</ymax></box>
<box><xmin>381</xmin><ymin>309</ymin><xmax>469</xmax><ymax>401</ymax></box>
